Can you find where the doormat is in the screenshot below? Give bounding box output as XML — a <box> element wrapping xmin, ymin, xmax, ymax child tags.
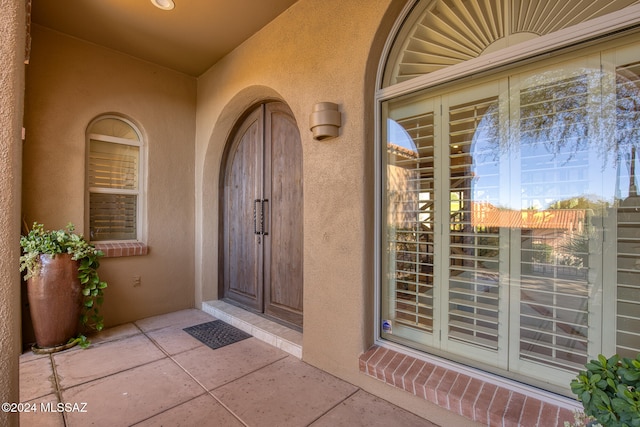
<box><xmin>183</xmin><ymin>320</ymin><xmax>252</xmax><ymax>350</ymax></box>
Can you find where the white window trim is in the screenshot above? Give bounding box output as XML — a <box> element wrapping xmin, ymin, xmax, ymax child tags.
<box><xmin>86</xmin><ymin>115</ymin><xmax>147</xmax><ymax>244</ymax></box>
<box><xmin>374</xmin><ymin>0</ymin><xmax>640</xmax><ymax>400</ymax></box>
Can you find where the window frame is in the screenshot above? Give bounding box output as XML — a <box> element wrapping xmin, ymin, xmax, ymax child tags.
<box><xmin>86</xmin><ymin>114</ymin><xmax>146</xmax><ymax>245</ymax></box>
<box><xmin>374</xmin><ymin>0</ymin><xmax>640</xmax><ymax>396</ymax></box>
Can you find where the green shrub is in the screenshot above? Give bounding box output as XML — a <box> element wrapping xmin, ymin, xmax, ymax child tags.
<box><xmin>570</xmin><ymin>354</ymin><xmax>640</xmax><ymax>427</ymax></box>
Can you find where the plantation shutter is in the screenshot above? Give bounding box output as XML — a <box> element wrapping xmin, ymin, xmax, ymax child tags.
<box><xmin>382</xmin><ymin>96</ymin><xmax>438</xmax><ymax>346</ymax></box>
<box><xmin>89</xmin><ymin>193</ymin><xmax>138</xmax><ymax>241</ymax></box>
<box><xmin>514</xmin><ymin>71</ymin><xmax>594</xmax><ymax>373</ymax></box>
<box><xmin>446</xmin><ymin>95</ymin><xmax>502</xmax><ymax>352</ymax></box>
<box><xmin>89</xmin><ymin>140</ymin><xmax>139</xmax><ymax>190</ymax></box>
<box><xmin>616</xmin><ymin>60</ymin><xmax>640</xmax><ymax>358</ymax></box>
<box><xmin>616</xmin><ymin>194</ymin><xmax>640</xmax><ymax>357</ymax></box>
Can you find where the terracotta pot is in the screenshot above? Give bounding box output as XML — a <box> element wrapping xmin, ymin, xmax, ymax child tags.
<box><xmin>27</xmin><ymin>254</ymin><xmax>84</xmax><ymax>348</ymax></box>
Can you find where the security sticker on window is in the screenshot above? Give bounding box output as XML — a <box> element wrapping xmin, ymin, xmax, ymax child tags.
<box><xmin>382</xmin><ymin>320</ymin><xmax>392</xmax><ymax>334</ymax></box>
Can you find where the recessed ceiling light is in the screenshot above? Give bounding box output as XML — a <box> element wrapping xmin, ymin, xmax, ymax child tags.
<box><xmin>151</xmin><ymin>0</ymin><xmax>175</xmax><ymax>10</ymax></box>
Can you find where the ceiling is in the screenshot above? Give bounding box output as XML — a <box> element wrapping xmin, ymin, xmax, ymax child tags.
<box><xmin>31</xmin><ymin>0</ymin><xmax>299</xmax><ymax>77</ymax></box>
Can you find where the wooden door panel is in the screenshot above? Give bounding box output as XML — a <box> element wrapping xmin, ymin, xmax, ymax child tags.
<box><xmin>223</xmin><ymin>107</ymin><xmax>263</xmax><ymax>311</ymax></box>
<box><xmin>264</xmin><ymin>102</ymin><xmax>304</xmax><ymax>327</ymax></box>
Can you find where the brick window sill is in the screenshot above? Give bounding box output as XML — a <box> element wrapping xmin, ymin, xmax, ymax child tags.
<box><xmin>93</xmin><ymin>242</ymin><xmax>148</xmax><ymax>258</ymax></box>
<box><xmin>359</xmin><ymin>345</ymin><xmax>580</xmax><ymax>427</ymax></box>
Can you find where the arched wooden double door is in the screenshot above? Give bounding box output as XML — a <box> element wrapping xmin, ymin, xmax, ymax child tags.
<box><xmin>221</xmin><ymin>102</ymin><xmax>303</xmax><ymax>329</ymax></box>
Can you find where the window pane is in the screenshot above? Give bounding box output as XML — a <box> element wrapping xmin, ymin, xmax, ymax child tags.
<box><xmin>616</xmin><ymin>60</ymin><xmax>640</xmax><ymax>358</ymax></box>
<box><xmin>448</xmin><ymin>97</ymin><xmax>501</xmax><ymax>350</ymax></box>
<box><xmin>517</xmin><ymin>73</ymin><xmax>593</xmax><ymax>371</ymax></box>
<box><xmin>383</xmin><ymin>101</ymin><xmax>436</xmax><ymax>340</ymax></box>
<box><xmin>89</xmin><ymin>118</ymin><xmax>140</xmax><ymax>141</ymax></box>
<box><xmin>89</xmin><ymin>140</ymin><xmax>139</xmax><ymax>190</ymax></box>
<box><xmin>90</xmin><ymin>193</ymin><xmax>137</xmax><ymax>241</ymax></box>
<box><xmin>380</xmin><ymin>40</ymin><xmax>640</xmax><ymax>393</ymax></box>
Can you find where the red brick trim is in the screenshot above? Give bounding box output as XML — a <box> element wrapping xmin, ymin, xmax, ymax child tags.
<box><xmin>93</xmin><ymin>242</ymin><xmax>148</xmax><ymax>258</ymax></box>
<box><xmin>359</xmin><ymin>346</ymin><xmax>580</xmax><ymax>427</ymax></box>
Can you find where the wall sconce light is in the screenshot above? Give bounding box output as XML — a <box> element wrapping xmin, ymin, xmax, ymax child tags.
<box><xmin>309</xmin><ymin>102</ymin><xmax>341</xmax><ymax>141</ymax></box>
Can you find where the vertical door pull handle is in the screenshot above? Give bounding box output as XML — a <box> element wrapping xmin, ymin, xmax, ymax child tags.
<box><xmin>261</xmin><ymin>199</ymin><xmax>269</xmax><ymax>236</ymax></box>
<box><xmin>253</xmin><ymin>199</ymin><xmax>268</xmax><ymax>236</ymax></box>
<box><xmin>254</xmin><ymin>199</ymin><xmax>261</xmax><ymax>235</ymax></box>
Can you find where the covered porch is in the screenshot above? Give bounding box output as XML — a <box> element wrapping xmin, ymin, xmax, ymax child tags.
<box><xmin>19</xmin><ymin>307</ymin><xmax>438</xmax><ymax>426</ymax></box>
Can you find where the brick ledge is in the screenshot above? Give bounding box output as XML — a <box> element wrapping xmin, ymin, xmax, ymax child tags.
<box><xmin>359</xmin><ymin>345</ymin><xmax>580</xmax><ymax>427</ymax></box>
<box><xmin>93</xmin><ymin>242</ymin><xmax>148</xmax><ymax>258</ymax></box>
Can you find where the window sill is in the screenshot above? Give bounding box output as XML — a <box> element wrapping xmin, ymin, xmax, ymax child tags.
<box><xmin>359</xmin><ymin>345</ymin><xmax>580</xmax><ymax>427</ymax></box>
<box><xmin>93</xmin><ymin>242</ymin><xmax>148</xmax><ymax>258</ymax></box>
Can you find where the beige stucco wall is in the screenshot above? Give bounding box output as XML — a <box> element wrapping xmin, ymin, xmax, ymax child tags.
<box><xmin>196</xmin><ymin>0</ymin><xmax>383</xmax><ymax>372</ymax></box>
<box><xmin>195</xmin><ymin>1</ymin><xmax>471</xmax><ymax>424</ymax></box>
<box><xmin>0</xmin><ymin>1</ymin><xmax>24</xmax><ymax>425</ymax></box>
<box><xmin>23</xmin><ymin>25</ymin><xmax>197</xmax><ymax>329</ymax></box>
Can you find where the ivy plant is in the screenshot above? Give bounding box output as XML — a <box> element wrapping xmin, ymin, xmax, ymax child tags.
<box><xmin>570</xmin><ymin>354</ymin><xmax>640</xmax><ymax>427</ymax></box>
<box><xmin>20</xmin><ymin>222</ymin><xmax>107</xmax><ymax>348</ymax></box>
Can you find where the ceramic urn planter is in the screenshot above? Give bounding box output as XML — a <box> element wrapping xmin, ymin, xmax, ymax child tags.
<box><xmin>27</xmin><ymin>254</ymin><xmax>84</xmax><ymax>350</ymax></box>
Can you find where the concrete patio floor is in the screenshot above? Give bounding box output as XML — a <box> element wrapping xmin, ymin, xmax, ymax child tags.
<box><xmin>19</xmin><ymin>308</ymin><xmax>439</xmax><ymax>427</ymax></box>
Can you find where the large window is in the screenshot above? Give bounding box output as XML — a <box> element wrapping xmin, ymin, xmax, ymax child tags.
<box><xmin>378</xmin><ymin>0</ymin><xmax>640</xmax><ymax>394</ymax></box>
<box><xmin>86</xmin><ymin>116</ymin><xmax>144</xmax><ymax>242</ymax></box>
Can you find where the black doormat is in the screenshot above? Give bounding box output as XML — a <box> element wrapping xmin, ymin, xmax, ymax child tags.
<box><xmin>183</xmin><ymin>320</ymin><xmax>252</xmax><ymax>350</ymax></box>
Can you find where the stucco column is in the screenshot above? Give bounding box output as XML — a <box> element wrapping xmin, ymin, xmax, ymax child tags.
<box><xmin>0</xmin><ymin>1</ymin><xmax>25</xmax><ymax>426</ymax></box>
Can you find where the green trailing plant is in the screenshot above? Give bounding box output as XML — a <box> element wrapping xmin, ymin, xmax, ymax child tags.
<box><xmin>570</xmin><ymin>354</ymin><xmax>640</xmax><ymax>427</ymax></box>
<box><xmin>20</xmin><ymin>222</ymin><xmax>107</xmax><ymax>348</ymax></box>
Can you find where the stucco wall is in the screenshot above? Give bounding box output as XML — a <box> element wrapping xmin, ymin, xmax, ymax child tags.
<box><xmin>0</xmin><ymin>1</ymin><xmax>24</xmax><ymax>425</ymax></box>
<box><xmin>23</xmin><ymin>25</ymin><xmax>197</xmax><ymax>329</ymax></box>
<box><xmin>195</xmin><ymin>1</ymin><xmax>470</xmax><ymax>424</ymax></box>
<box><xmin>196</xmin><ymin>0</ymin><xmax>384</xmax><ymax>373</ymax></box>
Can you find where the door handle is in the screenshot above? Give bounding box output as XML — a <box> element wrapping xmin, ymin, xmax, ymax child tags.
<box><xmin>261</xmin><ymin>199</ymin><xmax>269</xmax><ymax>236</ymax></box>
<box><xmin>253</xmin><ymin>199</ymin><xmax>269</xmax><ymax>236</ymax></box>
<box><xmin>254</xmin><ymin>199</ymin><xmax>261</xmax><ymax>235</ymax></box>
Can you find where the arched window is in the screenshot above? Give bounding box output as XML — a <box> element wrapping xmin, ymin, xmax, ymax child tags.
<box><xmin>86</xmin><ymin>115</ymin><xmax>145</xmax><ymax>243</ymax></box>
<box><xmin>377</xmin><ymin>0</ymin><xmax>640</xmax><ymax>395</ymax></box>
